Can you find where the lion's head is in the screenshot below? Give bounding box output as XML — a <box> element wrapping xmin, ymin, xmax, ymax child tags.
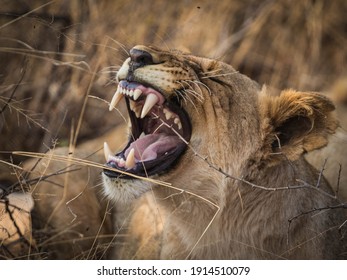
<box><xmin>100</xmin><ymin>46</ymin><xmax>347</xmax><ymax>259</ymax></box>
<box><xmin>102</xmin><ymin>45</ymin><xmax>337</xmax><ymax>205</ymax></box>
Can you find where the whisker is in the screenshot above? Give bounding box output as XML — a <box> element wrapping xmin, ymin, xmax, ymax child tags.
<box><xmin>180</xmin><ymin>80</ymin><xmax>203</xmax><ymax>99</ymax></box>
<box><xmin>190</xmin><ymin>80</ymin><xmax>213</xmax><ymax>96</ymax></box>
<box><xmin>175</xmin><ymin>87</ymin><xmax>199</xmax><ymax>111</ymax></box>
<box><xmin>100</xmin><ymin>66</ymin><xmax>121</xmax><ymax>70</ymax></box>
<box><xmin>202</xmin><ymin>69</ymin><xmax>222</xmax><ymax>76</ymax></box>
<box><xmin>106</xmin><ymin>36</ymin><xmax>130</xmax><ymax>56</ymax></box>
<box><xmin>99</xmin><ymin>69</ymin><xmax>119</xmax><ymax>74</ymax></box>
<box><xmin>201</xmin><ymin>71</ymin><xmax>239</xmax><ymax>79</ymax></box>
<box><xmin>174</xmin><ymin>89</ymin><xmax>189</xmax><ymax>106</ymax></box>
<box><xmin>185</xmin><ymin>89</ymin><xmax>204</xmax><ymax>103</ymax></box>
<box><xmin>182</xmin><ymin>80</ymin><xmax>205</xmax><ymax>102</ymax></box>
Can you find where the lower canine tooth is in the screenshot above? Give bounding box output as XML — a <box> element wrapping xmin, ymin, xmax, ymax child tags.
<box><xmin>141</xmin><ymin>93</ymin><xmax>159</xmax><ymax>119</ymax></box>
<box><xmin>139</xmin><ymin>132</ymin><xmax>146</xmax><ymax>139</ymax></box>
<box><xmin>103</xmin><ymin>142</ymin><xmax>113</xmax><ymax>161</ymax></box>
<box><xmin>109</xmin><ymin>88</ymin><xmax>123</xmax><ymax>111</ymax></box>
<box><xmin>125</xmin><ymin>148</ymin><xmax>136</xmax><ymax>169</ymax></box>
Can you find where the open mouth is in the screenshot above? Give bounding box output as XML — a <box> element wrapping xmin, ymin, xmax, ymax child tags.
<box><xmin>103</xmin><ymin>80</ymin><xmax>191</xmax><ymax>178</ymax></box>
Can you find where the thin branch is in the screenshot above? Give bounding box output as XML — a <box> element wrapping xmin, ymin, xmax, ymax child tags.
<box><xmin>287</xmin><ymin>204</ymin><xmax>347</xmax><ymax>245</ymax></box>
<box><xmin>335</xmin><ymin>164</ymin><xmax>342</xmax><ymax>199</ymax></box>
<box><xmin>0</xmin><ymin>60</ymin><xmax>27</xmax><ymax>114</ymax></box>
<box><xmin>0</xmin><ymin>0</ymin><xmax>56</xmax><ymax>30</ymax></box>
<box><xmin>315</xmin><ymin>158</ymin><xmax>328</xmax><ymax>188</ymax></box>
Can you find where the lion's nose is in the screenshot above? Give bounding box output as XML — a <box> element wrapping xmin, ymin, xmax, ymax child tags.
<box><xmin>129</xmin><ymin>48</ymin><xmax>154</xmax><ymax>69</ymax></box>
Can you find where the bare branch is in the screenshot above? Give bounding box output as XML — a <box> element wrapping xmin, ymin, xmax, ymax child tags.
<box><xmin>0</xmin><ymin>59</ymin><xmax>27</xmax><ymax>114</ymax></box>
<box><xmin>335</xmin><ymin>164</ymin><xmax>342</xmax><ymax>199</ymax></box>
<box><xmin>287</xmin><ymin>203</ymin><xmax>347</xmax><ymax>245</ymax></box>
<box><xmin>315</xmin><ymin>158</ymin><xmax>328</xmax><ymax>188</ymax></box>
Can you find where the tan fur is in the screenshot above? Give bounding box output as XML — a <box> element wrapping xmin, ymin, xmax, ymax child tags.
<box><xmin>24</xmin><ymin>126</ymin><xmax>127</xmax><ymax>259</ymax></box>
<box><xmin>305</xmin><ymin>78</ymin><xmax>347</xmax><ymax>202</ymax></box>
<box><xmin>0</xmin><ymin>192</ymin><xmax>34</xmax><ymax>256</ymax></box>
<box><xmin>22</xmin><ymin>46</ymin><xmax>347</xmax><ymax>260</ymax></box>
<box><xmin>103</xmin><ymin>46</ymin><xmax>347</xmax><ymax>259</ymax></box>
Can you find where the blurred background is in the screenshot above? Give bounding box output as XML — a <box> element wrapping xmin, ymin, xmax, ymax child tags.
<box><xmin>0</xmin><ymin>0</ymin><xmax>347</xmax><ymax>259</ymax></box>
<box><xmin>1</xmin><ymin>0</ymin><xmax>346</xmax><ymax>161</ymax></box>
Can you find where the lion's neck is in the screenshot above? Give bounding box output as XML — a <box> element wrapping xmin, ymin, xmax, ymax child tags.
<box><xmin>151</xmin><ymin>159</ymin><xmax>317</xmax><ymax>259</ymax></box>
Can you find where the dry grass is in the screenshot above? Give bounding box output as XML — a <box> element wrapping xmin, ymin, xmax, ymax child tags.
<box><xmin>0</xmin><ymin>0</ymin><xmax>347</xmax><ymax>259</ymax></box>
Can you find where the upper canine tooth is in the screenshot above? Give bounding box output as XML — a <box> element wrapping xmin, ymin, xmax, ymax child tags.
<box><xmin>128</xmin><ymin>90</ymin><xmax>134</xmax><ymax>97</ymax></box>
<box><xmin>141</xmin><ymin>93</ymin><xmax>159</xmax><ymax>119</ymax></box>
<box><xmin>109</xmin><ymin>88</ymin><xmax>123</xmax><ymax>111</ymax></box>
<box><xmin>133</xmin><ymin>89</ymin><xmax>142</xmax><ymax>100</ymax></box>
<box><xmin>125</xmin><ymin>148</ymin><xmax>136</xmax><ymax>169</ymax></box>
<box><xmin>103</xmin><ymin>142</ymin><xmax>113</xmax><ymax>161</ymax></box>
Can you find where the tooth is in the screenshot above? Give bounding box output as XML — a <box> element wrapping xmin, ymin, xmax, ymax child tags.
<box><xmin>133</xmin><ymin>89</ymin><xmax>142</xmax><ymax>100</ymax></box>
<box><xmin>125</xmin><ymin>148</ymin><xmax>136</xmax><ymax>169</ymax></box>
<box><xmin>139</xmin><ymin>132</ymin><xmax>145</xmax><ymax>139</ymax></box>
<box><xmin>107</xmin><ymin>155</ymin><xmax>118</xmax><ymax>163</ymax></box>
<box><xmin>130</xmin><ymin>101</ymin><xmax>141</xmax><ymax>118</ymax></box>
<box><xmin>129</xmin><ymin>100</ymin><xmax>136</xmax><ymax>111</ymax></box>
<box><xmin>163</xmin><ymin>108</ymin><xmax>173</xmax><ymax>120</ymax></box>
<box><xmin>174</xmin><ymin>118</ymin><xmax>182</xmax><ymax>130</ymax></box>
<box><xmin>141</xmin><ymin>93</ymin><xmax>159</xmax><ymax>119</ymax></box>
<box><xmin>128</xmin><ymin>90</ymin><xmax>134</xmax><ymax>97</ymax></box>
<box><xmin>109</xmin><ymin>88</ymin><xmax>123</xmax><ymax>111</ymax></box>
<box><xmin>103</xmin><ymin>142</ymin><xmax>113</xmax><ymax>161</ymax></box>
<box><xmin>134</xmin><ymin>107</ymin><xmax>141</xmax><ymax>118</ymax></box>
<box><xmin>118</xmin><ymin>158</ymin><xmax>125</xmax><ymax>168</ymax></box>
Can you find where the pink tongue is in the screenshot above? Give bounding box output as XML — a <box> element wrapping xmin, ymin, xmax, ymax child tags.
<box><xmin>124</xmin><ymin>134</ymin><xmax>181</xmax><ymax>162</ymax></box>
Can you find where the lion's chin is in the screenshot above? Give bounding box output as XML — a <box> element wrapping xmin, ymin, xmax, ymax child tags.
<box><xmin>102</xmin><ymin>173</ymin><xmax>152</xmax><ymax>204</ymax></box>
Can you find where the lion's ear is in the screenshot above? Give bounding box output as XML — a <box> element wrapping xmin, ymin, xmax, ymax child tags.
<box><xmin>260</xmin><ymin>88</ymin><xmax>338</xmax><ymax>163</ymax></box>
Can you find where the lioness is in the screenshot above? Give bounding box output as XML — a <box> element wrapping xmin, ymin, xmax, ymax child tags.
<box><xmin>103</xmin><ymin>45</ymin><xmax>347</xmax><ymax>259</ymax></box>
